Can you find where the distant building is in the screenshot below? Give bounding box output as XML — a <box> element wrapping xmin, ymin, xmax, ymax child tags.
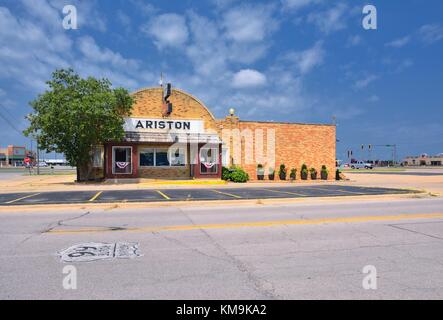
<box><xmin>41</xmin><ymin>159</ymin><xmax>69</xmax><ymax>166</ymax></box>
<box><xmin>0</xmin><ymin>145</ymin><xmax>35</xmax><ymax>166</ymax></box>
<box><xmin>402</xmin><ymin>153</ymin><xmax>443</xmax><ymax>166</ymax></box>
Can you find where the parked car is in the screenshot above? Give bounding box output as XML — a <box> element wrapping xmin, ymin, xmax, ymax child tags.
<box><xmin>37</xmin><ymin>161</ymin><xmax>49</xmax><ymax>167</ymax></box>
<box><xmin>350</xmin><ymin>161</ymin><xmax>373</xmax><ymax>169</ymax></box>
<box><xmin>339</xmin><ymin>163</ymin><xmax>350</xmax><ymax>169</ymax></box>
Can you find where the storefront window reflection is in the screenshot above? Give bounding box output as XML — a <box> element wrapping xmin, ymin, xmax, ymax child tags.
<box><xmin>139</xmin><ymin>149</ymin><xmax>154</xmax><ymax>166</ymax></box>
<box><xmin>156</xmin><ymin>149</ymin><xmax>170</xmax><ymax>166</ymax></box>
<box><xmin>170</xmin><ymin>147</ymin><xmax>186</xmax><ymax>167</ymax></box>
<box><xmin>139</xmin><ymin>147</ymin><xmax>186</xmax><ymax>167</ymax></box>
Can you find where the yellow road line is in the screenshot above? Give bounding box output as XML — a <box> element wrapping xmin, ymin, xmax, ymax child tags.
<box><xmin>4</xmin><ymin>193</ymin><xmax>41</xmax><ymax>204</ymax></box>
<box><xmin>262</xmin><ymin>188</ymin><xmax>307</xmax><ymax>197</ymax></box>
<box><xmin>156</xmin><ymin>190</ymin><xmax>171</xmax><ymax>200</ymax></box>
<box><xmin>212</xmin><ymin>189</ymin><xmax>242</xmax><ymax>199</ymax></box>
<box><xmin>88</xmin><ymin>191</ymin><xmax>103</xmax><ymax>202</ymax></box>
<box><xmin>313</xmin><ymin>186</ymin><xmax>365</xmax><ymax>195</ymax></box>
<box><xmin>47</xmin><ymin>212</ymin><xmax>443</xmax><ymax>235</ymax></box>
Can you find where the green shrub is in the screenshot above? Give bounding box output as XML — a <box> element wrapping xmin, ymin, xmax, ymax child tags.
<box><xmin>257</xmin><ymin>164</ymin><xmax>265</xmax><ymax>174</ymax></box>
<box><xmin>222</xmin><ymin>166</ymin><xmax>231</xmax><ymax>181</ymax></box>
<box><xmin>321</xmin><ymin>165</ymin><xmax>328</xmax><ymax>180</ymax></box>
<box><xmin>301</xmin><ymin>163</ymin><xmax>308</xmax><ymax>180</ymax></box>
<box><xmin>222</xmin><ymin>166</ymin><xmax>249</xmax><ymax>183</ymax></box>
<box><xmin>290</xmin><ymin>168</ymin><xmax>297</xmax><ymax>179</ymax></box>
<box><xmin>229</xmin><ymin>167</ymin><xmax>249</xmax><ymax>183</ymax></box>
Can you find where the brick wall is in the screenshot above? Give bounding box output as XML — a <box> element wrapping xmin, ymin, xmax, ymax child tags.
<box><xmin>218</xmin><ymin>117</ymin><xmax>336</xmax><ymax>180</ymax></box>
<box><xmin>131</xmin><ymin>87</ymin><xmax>218</xmax><ymax>132</ymax></box>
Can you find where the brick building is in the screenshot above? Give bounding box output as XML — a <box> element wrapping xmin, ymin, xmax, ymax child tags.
<box><xmin>0</xmin><ymin>145</ymin><xmax>34</xmax><ymax>167</ymax></box>
<box><xmin>403</xmin><ymin>154</ymin><xmax>443</xmax><ymax>166</ymax></box>
<box><xmin>99</xmin><ymin>86</ymin><xmax>336</xmax><ymax>180</ymax></box>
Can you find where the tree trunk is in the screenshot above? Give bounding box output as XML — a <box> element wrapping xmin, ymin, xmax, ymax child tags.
<box><xmin>77</xmin><ymin>163</ymin><xmax>93</xmax><ymax>182</ymax></box>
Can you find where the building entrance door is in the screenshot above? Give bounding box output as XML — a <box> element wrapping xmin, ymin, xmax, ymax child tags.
<box><xmin>112</xmin><ymin>146</ymin><xmax>132</xmax><ymax>174</ymax></box>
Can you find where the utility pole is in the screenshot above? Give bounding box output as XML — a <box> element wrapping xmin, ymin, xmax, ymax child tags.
<box><xmin>36</xmin><ymin>138</ymin><xmax>40</xmax><ymax>175</ymax></box>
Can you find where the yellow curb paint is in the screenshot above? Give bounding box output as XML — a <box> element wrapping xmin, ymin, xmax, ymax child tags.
<box><xmin>262</xmin><ymin>188</ymin><xmax>307</xmax><ymax>197</ymax></box>
<box><xmin>150</xmin><ymin>180</ymin><xmax>227</xmax><ymax>185</ymax></box>
<box><xmin>46</xmin><ymin>212</ymin><xmax>443</xmax><ymax>235</ymax></box>
<box><xmin>212</xmin><ymin>189</ymin><xmax>242</xmax><ymax>199</ymax></box>
<box><xmin>156</xmin><ymin>190</ymin><xmax>171</xmax><ymax>200</ymax></box>
<box><xmin>88</xmin><ymin>191</ymin><xmax>103</xmax><ymax>202</ymax></box>
<box><xmin>4</xmin><ymin>193</ymin><xmax>41</xmax><ymax>204</ymax></box>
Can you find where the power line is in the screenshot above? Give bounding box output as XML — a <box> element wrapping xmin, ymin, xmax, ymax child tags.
<box><xmin>0</xmin><ymin>104</ymin><xmax>24</xmax><ymax>136</ymax></box>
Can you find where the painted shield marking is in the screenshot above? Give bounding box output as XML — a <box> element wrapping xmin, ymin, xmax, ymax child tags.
<box><xmin>59</xmin><ymin>242</ymin><xmax>141</xmax><ymax>262</ymax></box>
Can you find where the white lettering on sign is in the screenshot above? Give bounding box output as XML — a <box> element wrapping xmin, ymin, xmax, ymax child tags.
<box><xmin>124</xmin><ymin>118</ymin><xmax>205</xmax><ymax>134</ymax></box>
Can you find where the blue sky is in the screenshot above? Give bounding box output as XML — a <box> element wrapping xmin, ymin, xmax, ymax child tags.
<box><xmin>0</xmin><ymin>0</ymin><xmax>442</xmax><ymax>161</ymax></box>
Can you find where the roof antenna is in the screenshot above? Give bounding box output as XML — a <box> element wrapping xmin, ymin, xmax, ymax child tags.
<box><xmin>159</xmin><ymin>72</ymin><xmax>164</xmax><ymax>87</ymax></box>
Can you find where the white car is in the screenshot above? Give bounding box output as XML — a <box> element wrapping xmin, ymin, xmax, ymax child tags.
<box><xmin>37</xmin><ymin>161</ymin><xmax>49</xmax><ymax>167</ymax></box>
<box><xmin>350</xmin><ymin>161</ymin><xmax>373</xmax><ymax>169</ymax></box>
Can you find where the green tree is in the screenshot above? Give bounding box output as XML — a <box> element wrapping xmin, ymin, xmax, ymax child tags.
<box><xmin>24</xmin><ymin>69</ymin><xmax>134</xmax><ymax>181</ymax></box>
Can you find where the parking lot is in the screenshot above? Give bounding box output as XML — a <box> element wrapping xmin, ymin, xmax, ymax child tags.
<box><xmin>0</xmin><ymin>184</ymin><xmax>418</xmax><ymax>206</ymax></box>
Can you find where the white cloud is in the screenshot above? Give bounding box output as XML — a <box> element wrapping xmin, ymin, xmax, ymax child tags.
<box><xmin>419</xmin><ymin>24</ymin><xmax>443</xmax><ymax>44</ymax></box>
<box><xmin>186</xmin><ymin>12</ymin><xmax>228</xmax><ymax>76</ymax></box>
<box><xmin>282</xmin><ymin>0</ymin><xmax>321</xmax><ymax>11</ymax></box>
<box><xmin>117</xmin><ymin>10</ymin><xmax>131</xmax><ymax>29</ymax></box>
<box><xmin>368</xmin><ymin>95</ymin><xmax>379</xmax><ymax>102</ymax></box>
<box><xmin>346</xmin><ymin>35</ymin><xmax>362</xmax><ymax>47</ymax></box>
<box><xmin>222</xmin><ymin>4</ymin><xmax>278</xmax><ymax>43</ymax></box>
<box><xmin>307</xmin><ymin>3</ymin><xmax>348</xmax><ymax>34</ymax></box>
<box><xmin>78</xmin><ymin>36</ymin><xmax>139</xmax><ymax>70</ymax></box>
<box><xmin>283</xmin><ymin>41</ymin><xmax>325</xmax><ymax>74</ymax></box>
<box><xmin>0</xmin><ymin>1</ymin><xmax>156</xmax><ymax>94</ymax></box>
<box><xmin>129</xmin><ymin>0</ymin><xmax>158</xmax><ymax>16</ymax></box>
<box><xmin>232</xmin><ymin>69</ymin><xmax>267</xmax><ymax>88</ymax></box>
<box><xmin>142</xmin><ymin>13</ymin><xmax>189</xmax><ymax>49</ymax></box>
<box><xmin>385</xmin><ymin>36</ymin><xmax>410</xmax><ymax>48</ymax></box>
<box><xmin>0</xmin><ymin>6</ymin><xmax>72</xmax><ymax>91</ymax></box>
<box><xmin>354</xmin><ymin>74</ymin><xmax>378</xmax><ymax>89</ymax></box>
<box><xmin>19</xmin><ymin>0</ymin><xmax>60</xmax><ymax>29</ymax></box>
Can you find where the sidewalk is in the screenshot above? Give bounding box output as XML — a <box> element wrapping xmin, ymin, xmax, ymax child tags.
<box><xmin>0</xmin><ymin>173</ymin><xmax>342</xmax><ymax>193</ymax></box>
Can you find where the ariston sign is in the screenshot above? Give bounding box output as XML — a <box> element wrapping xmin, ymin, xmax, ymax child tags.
<box><xmin>124</xmin><ymin>118</ymin><xmax>204</xmax><ymax>134</ymax></box>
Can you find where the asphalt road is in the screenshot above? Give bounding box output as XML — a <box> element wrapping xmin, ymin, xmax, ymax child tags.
<box><xmin>1</xmin><ymin>197</ymin><xmax>442</xmax><ymax>299</ymax></box>
<box><xmin>0</xmin><ymin>185</ymin><xmax>416</xmax><ymax>205</ymax></box>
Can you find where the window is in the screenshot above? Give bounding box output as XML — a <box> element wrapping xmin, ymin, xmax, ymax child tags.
<box><xmin>139</xmin><ymin>149</ymin><xmax>155</xmax><ymax>166</ymax></box>
<box><xmin>139</xmin><ymin>147</ymin><xmax>187</xmax><ymax>167</ymax></box>
<box><xmin>156</xmin><ymin>149</ymin><xmax>170</xmax><ymax>166</ymax></box>
<box><xmin>200</xmin><ymin>147</ymin><xmax>218</xmax><ymax>174</ymax></box>
<box><xmin>170</xmin><ymin>147</ymin><xmax>186</xmax><ymax>167</ymax></box>
<box><xmin>92</xmin><ymin>146</ymin><xmax>104</xmax><ymax>168</ymax></box>
<box><xmin>221</xmin><ymin>147</ymin><xmax>229</xmax><ymax>167</ymax></box>
<box><xmin>112</xmin><ymin>146</ymin><xmax>132</xmax><ymax>174</ymax></box>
